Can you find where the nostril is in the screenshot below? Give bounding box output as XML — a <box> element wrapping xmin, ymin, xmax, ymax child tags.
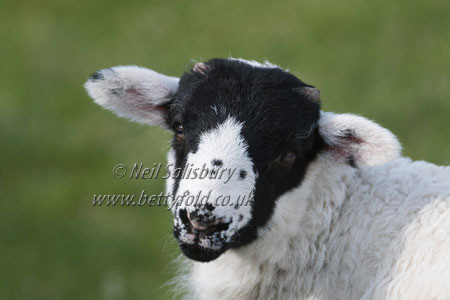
<box><xmin>187</xmin><ymin>214</ymin><xmax>206</xmax><ymax>231</ymax></box>
<box><xmin>187</xmin><ymin>211</ymin><xmax>220</xmax><ymax>232</ymax></box>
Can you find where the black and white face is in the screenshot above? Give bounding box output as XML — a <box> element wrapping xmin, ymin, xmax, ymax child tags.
<box><xmin>166</xmin><ymin>59</ymin><xmax>322</xmax><ymax>262</ymax></box>
<box><xmin>85</xmin><ymin>58</ymin><xmax>322</xmax><ymax>262</ymax></box>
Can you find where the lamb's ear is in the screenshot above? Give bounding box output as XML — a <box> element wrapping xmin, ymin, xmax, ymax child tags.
<box><xmin>84</xmin><ymin>66</ymin><xmax>179</xmax><ymax>129</ymax></box>
<box><xmin>318</xmin><ymin>112</ymin><xmax>401</xmax><ymax>167</ymax></box>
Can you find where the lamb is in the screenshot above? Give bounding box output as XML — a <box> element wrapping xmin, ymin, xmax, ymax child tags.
<box><xmin>85</xmin><ymin>58</ymin><xmax>450</xmax><ymax>300</ymax></box>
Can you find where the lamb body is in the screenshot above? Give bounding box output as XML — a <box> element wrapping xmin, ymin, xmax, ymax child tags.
<box><xmin>189</xmin><ymin>155</ymin><xmax>450</xmax><ymax>300</ymax></box>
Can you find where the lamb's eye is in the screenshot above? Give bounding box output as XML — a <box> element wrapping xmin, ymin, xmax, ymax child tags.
<box><xmin>174</xmin><ymin>123</ymin><xmax>184</xmax><ymax>142</ymax></box>
<box><xmin>175</xmin><ymin>123</ymin><xmax>184</xmax><ymax>135</ymax></box>
<box><xmin>276</xmin><ymin>151</ymin><xmax>297</xmax><ymax>167</ymax></box>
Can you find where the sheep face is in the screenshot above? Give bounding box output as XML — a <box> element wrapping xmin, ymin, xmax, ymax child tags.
<box><xmin>167</xmin><ymin>59</ymin><xmax>321</xmax><ymax>262</ymax></box>
<box><xmin>85</xmin><ymin>58</ymin><xmax>322</xmax><ymax>262</ymax></box>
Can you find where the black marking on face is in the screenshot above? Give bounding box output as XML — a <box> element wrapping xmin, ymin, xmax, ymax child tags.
<box><xmin>167</xmin><ymin>58</ymin><xmax>323</xmax><ymax>262</ymax></box>
<box><xmin>178</xmin><ymin>209</ymin><xmax>191</xmax><ymax>232</ymax></box>
<box><xmin>212</xmin><ymin>159</ymin><xmax>223</xmax><ymax>166</ymax></box>
<box><xmin>205</xmin><ymin>203</ymin><xmax>215</xmax><ymax>211</ymax></box>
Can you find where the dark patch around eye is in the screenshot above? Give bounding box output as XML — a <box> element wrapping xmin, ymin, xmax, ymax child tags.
<box><xmin>239</xmin><ymin>169</ymin><xmax>247</xmax><ymax>179</ymax></box>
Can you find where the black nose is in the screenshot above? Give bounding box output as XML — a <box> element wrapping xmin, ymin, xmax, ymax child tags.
<box><xmin>187</xmin><ymin>211</ymin><xmax>220</xmax><ymax>231</ymax></box>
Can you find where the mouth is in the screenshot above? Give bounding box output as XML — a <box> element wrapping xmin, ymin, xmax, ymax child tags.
<box><xmin>179</xmin><ymin>243</ymin><xmax>226</xmax><ymax>262</ymax></box>
<box><xmin>174</xmin><ymin>209</ymin><xmax>231</xmax><ymax>262</ymax></box>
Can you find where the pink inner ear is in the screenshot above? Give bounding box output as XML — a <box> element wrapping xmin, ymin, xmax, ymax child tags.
<box><xmin>132</xmin><ymin>101</ymin><xmax>168</xmax><ymax>116</ymax></box>
<box><xmin>123</xmin><ymin>87</ymin><xmax>169</xmax><ymax>115</ymax></box>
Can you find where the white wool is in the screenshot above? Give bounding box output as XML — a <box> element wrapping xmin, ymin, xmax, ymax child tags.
<box><xmin>187</xmin><ymin>156</ymin><xmax>450</xmax><ymax>300</ymax></box>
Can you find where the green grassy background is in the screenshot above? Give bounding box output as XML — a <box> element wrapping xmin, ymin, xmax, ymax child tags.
<box><xmin>1</xmin><ymin>0</ymin><xmax>449</xmax><ymax>299</ymax></box>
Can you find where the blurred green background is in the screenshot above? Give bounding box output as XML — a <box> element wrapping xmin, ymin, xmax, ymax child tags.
<box><xmin>1</xmin><ymin>0</ymin><xmax>449</xmax><ymax>299</ymax></box>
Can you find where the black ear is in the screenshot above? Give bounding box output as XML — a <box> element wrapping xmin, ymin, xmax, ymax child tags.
<box><xmin>84</xmin><ymin>66</ymin><xmax>179</xmax><ymax>129</ymax></box>
<box><xmin>319</xmin><ymin>112</ymin><xmax>401</xmax><ymax>167</ymax></box>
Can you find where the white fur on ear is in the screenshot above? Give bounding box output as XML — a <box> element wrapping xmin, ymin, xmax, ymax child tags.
<box><xmin>84</xmin><ymin>66</ymin><xmax>179</xmax><ymax>128</ymax></box>
<box><xmin>319</xmin><ymin>112</ymin><xmax>402</xmax><ymax>167</ymax></box>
